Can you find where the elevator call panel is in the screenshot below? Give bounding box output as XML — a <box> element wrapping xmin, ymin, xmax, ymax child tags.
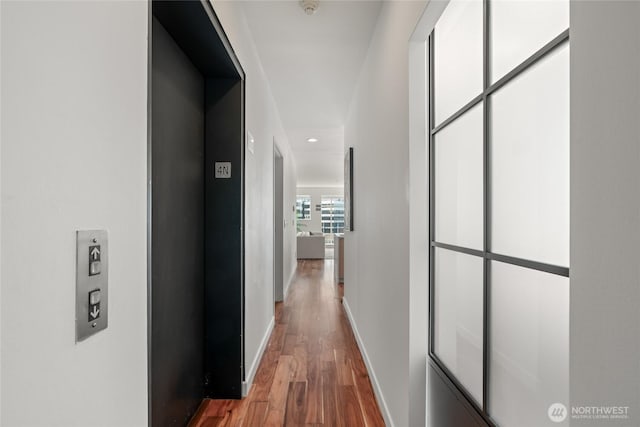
<box><xmin>76</xmin><ymin>230</ymin><xmax>108</xmax><ymax>342</ymax></box>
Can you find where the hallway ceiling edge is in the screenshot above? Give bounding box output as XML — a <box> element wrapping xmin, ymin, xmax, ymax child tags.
<box><xmin>240</xmin><ymin>0</ymin><xmax>383</xmax><ymax>187</ymax></box>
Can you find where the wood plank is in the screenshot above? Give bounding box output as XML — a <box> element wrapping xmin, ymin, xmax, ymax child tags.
<box><xmin>322</xmin><ymin>361</ymin><xmax>339</xmax><ymax>427</ymax></box>
<box><xmin>334</xmin><ymin>348</ymin><xmax>354</xmax><ymax>386</ymax></box>
<box><xmin>192</xmin><ymin>400</ymin><xmax>243</xmax><ymax>427</ymax></box>
<box><xmin>242</xmin><ymin>401</ymin><xmax>268</xmax><ymax>426</ymax></box>
<box><xmin>199</xmin><ymin>416</ymin><xmax>225</xmax><ymax>427</ymax></box>
<box><xmin>268</xmin><ymin>323</ymin><xmax>287</xmax><ymax>353</ymax></box>
<box><xmin>262</xmin><ymin>408</ymin><xmax>285</xmax><ymax>427</ymax></box>
<box><xmin>250</xmin><ymin>350</ymin><xmax>278</xmax><ymax>402</ymax></box>
<box><xmin>282</xmin><ymin>333</ymin><xmax>298</xmax><ymax>356</ymax></box>
<box><xmin>187</xmin><ymin>400</ymin><xmax>210</xmax><ymax>427</ymax></box>
<box><xmin>188</xmin><ymin>260</ymin><xmax>386</xmax><ymax>427</ymax></box>
<box><xmin>249</xmin><ymin>382</ymin><xmax>271</xmax><ymax>404</ymax></box>
<box><xmin>292</xmin><ymin>345</ymin><xmax>308</xmax><ymax>382</ymax></box>
<box><xmin>268</xmin><ymin>355</ymin><xmax>294</xmax><ymax>415</ymax></box>
<box><xmin>320</xmin><ymin>337</ymin><xmax>336</xmax><ymax>363</ymax></box>
<box><xmin>254</xmin><ymin>349</ymin><xmax>279</xmax><ymax>388</ymax></box>
<box><xmin>337</xmin><ymin>385</ymin><xmax>366</xmax><ymax>427</ymax></box>
<box><xmin>304</xmin><ymin>358</ymin><xmax>324</xmax><ymax>424</ymax></box>
<box><xmin>306</xmin><ymin>335</ymin><xmax>323</xmax><ymax>359</ymax></box>
<box><xmin>284</xmin><ymin>381</ymin><xmax>307</xmax><ymax>426</ymax></box>
<box><xmin>225</xmin><ymin>401</ymin><xmax>247</xmax><ymax>427</ymax></box>
<box><xmin>287</xmin><ymin>307</ymin><xmax>300</xmax><ymax>335</ymax></box>
<box><xmin>198</xmin><ymin>400</ymin><xmax>237</xmax><ymax>418</ymax></box>
<box><xmin>352</xmin><ymin>366</ymin><xmax>386</xmax><ymax>427</ymax></box>
<box><xmin>277</xmin><ymin>305</ymin><xmax>290</xmax><ymax>325</ymax></box>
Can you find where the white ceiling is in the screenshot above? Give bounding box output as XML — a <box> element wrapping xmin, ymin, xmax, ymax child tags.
<box><xmin>241</xmin><ymin>0</ymin><xmax>382</xmax><ymax>187</ymax></box>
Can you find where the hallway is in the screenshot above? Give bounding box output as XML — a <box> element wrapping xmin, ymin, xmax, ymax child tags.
<box><xmin>190</xmin><ymin>260</ymin><xmax>385</xmax><ymax>426</ymax></box>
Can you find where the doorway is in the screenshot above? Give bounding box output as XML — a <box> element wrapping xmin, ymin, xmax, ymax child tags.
<box><xmin>149</xmin><ymin>1</ymin><xmax>246</xmax><ymax>425</ymax></box>
<box><xmin>273</xmin><ymin>143</ymin><xmax>284</xmax><ymax>303</ymax></box>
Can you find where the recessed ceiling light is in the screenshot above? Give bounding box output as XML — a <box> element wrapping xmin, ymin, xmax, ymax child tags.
<box><xmin>306</xmin><ymin>138</ymin><xmax>319</xmax><ymax>143</ymax></box>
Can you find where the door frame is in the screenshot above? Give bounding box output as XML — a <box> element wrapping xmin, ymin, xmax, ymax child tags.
<box><xmin>147</xmin><ymin>1</ymin><xmax>246</xmax><ymax>424</ymax></box>
<box><xmin>273</xmin><ymin>141</ymin><xmax>284</xmax><ymax>304</ymax></box>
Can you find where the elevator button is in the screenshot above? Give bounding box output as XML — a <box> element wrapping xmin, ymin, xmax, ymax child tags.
<box><xmin>90</xmin><ymin>261</ymin><xmax>101</xmax><ymax>276</ymax></box>
<box><xmin>89</xmin><ymin>289</ymin><xmax>101</xmax><ymax>306</ymax></box>
<box><xmin>89</xmin><ymin>245</ymin><xmax>101</xmax><ymax>276</ymax></box>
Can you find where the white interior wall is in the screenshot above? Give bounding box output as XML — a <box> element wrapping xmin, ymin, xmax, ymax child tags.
<box><xmin>343</xmin><ymin>2</ymin><xmax>427</xmax><ymax>426</ymax></box>
<box><xmin>0</xmin><ymin>1</ymin><xmax>3</xmax><ymax>420</ymax></box>
<box><xmin>408</xmin><ymin>37</ymin><xmax>430</xmax><ymax>427</ymax></box>
<box><xmin>210</xmin><ymin>0</ymin><xmax>298</xmax><ymax>392</ymax></box>
<box><xmin>407</xmin><ymin>6</ymin><xmax>453</xmax><ymax>426</ymax></box>
<box><xmin>296</xmin><ymin>186</ymin><xmax>344</xmax><ymax>234</ymax></box>
<box><xmin>570</xmin><ymin>1</ymin><xmax>640</xmax><ymax>422</ymax></box>
<box><xmin>1</xmin><ymin>2</ymin><xmax>148</xmax><ymax>426</ymax></box>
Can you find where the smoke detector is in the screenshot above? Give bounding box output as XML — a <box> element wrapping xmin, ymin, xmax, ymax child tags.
<box><xmin>300</xmin><ymin>0</ymin><xmax>319</xmax><ymax>15</ymax></box>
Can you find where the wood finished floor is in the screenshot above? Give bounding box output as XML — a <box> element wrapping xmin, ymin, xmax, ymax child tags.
<box><xmin>189</xmin><ymin>259</ymin><xmax>385</xmax><ymax>427</ymax></box>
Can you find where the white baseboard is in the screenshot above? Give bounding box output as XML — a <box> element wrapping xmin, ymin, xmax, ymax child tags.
<box><xmin>242</xmin><ymin>316</ymin><xmax>275</xmax><ymax>396</ymax></box>
<box><xmin>342</xmin><ymin>297</ymin><xmax>395</xmax><ymax>427</ymax></box>
<box><xmin>243</xmin><ymin>266</ymin><xmax>295</xmax><ymax>395</ymax></box>
<box><xmin>283</xmin><ymin>265</ymin><xmax>296</xmax><ymax>298</ymax></box>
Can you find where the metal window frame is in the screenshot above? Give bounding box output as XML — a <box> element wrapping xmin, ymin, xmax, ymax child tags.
<box><xmin>296</xmin><ymin>195</ymin><xmax>312</xmax><ymax>220</ymax></box>
<box><xmin>321</xmin><ymin>195</ymin><xmax>346</xmax><ymax>234</ymax></box>
<box><xmin>427</xmin><ymin>1</ymin><xmax>570</xmax><ymax>425</ymax></box>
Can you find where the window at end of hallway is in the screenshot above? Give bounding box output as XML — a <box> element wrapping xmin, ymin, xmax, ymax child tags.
<box><xmin>296</xmin><ymin>195</ymin><xmax>311</xmax><ymax>221</ymax></box>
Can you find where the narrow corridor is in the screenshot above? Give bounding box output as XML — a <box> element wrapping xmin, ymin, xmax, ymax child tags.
<box><xmin>189</xmin><ymin>260</ymin><xmax>385</xmax><ymax>426</ymax></box>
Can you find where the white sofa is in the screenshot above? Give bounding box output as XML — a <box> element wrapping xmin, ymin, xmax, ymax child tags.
<box><xmin>296</xmin><ymin>232</ymin><xmax>325</xmax><ymax>259</ymax></box>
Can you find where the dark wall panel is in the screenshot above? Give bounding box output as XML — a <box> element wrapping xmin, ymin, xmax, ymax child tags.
<box><xmin>152</xmin><ymin>0</ymin><xmax>240</xmax><ymax>79</ymax></box>
<box><xmin>151</xmin><ymin>17</ymin><xmax>205</xmax><ymax>426</ymax></box>
<box><xmin>204</xmin><ymin>79</ymin><xmax>244</xmax><ymax>398</ymax></box>
<box><xmin>428</xmin><ymin>360</ymin><xmax>489</xmax><ymax>427</ymax></box>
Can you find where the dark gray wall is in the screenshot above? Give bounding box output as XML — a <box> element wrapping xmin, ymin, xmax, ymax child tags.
<box><xmin>204</xmin><ymin>79</ymin><xmax>244</xmax><ymax>398</ymax></box>
<box><xmin>151</xmin><ymin>17</ymin><xmax>205</xmax><ymax>426</ymax></box>
<box><xmin>428</xmin><ymin>361</ymin><xmax>488</xmax><ymax>427</ymax></box>
<box><xmin>149</xmin><ymin>0</ymin><xmax>245</xmax><ymax>424</ymax></box>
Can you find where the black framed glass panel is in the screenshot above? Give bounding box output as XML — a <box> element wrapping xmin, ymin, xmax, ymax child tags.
<box><xmin>428</xmin><ymin>0</ymin><xmax>570</xmax><ymax>425</ymax></box>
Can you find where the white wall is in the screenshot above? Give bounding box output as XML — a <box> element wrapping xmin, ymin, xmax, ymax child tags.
<box><xmin>296</xmin><ymin>186</ymin><xmax>344</xmax><ymax>233</ymax></box>
<box><xmin>210</xmin><ymin>0</ymin><xmax>298</xmax><ymax>392</ymax></box>
<box><xmin>570</xmin><ymin>1</ymin><xmax>640</xmax><ymax>423</ymax></box>
<box><xmin>343</xmin><ymin>2</ymin><xmax>427</xmax><ymax>426</ymax></box>
<box><xmin>1</xmin><ymin>1</ymin><xmax>148</xmax><ymax>426</ymax></box>
<box><xmin>408</xmin><ymin>37</ymin><xmax>430</xmax><ymax>427</ymax></box>
<box><xmin>0</xmin><ymin>1</ymin><xmax>3</xmax><ymax>419</ymax></box>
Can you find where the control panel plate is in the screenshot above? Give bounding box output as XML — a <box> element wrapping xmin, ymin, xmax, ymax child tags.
<box><xmin>76</xmin><ymin>230</ymin><xmax>108</xmax><ymax>342</ymax></box>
